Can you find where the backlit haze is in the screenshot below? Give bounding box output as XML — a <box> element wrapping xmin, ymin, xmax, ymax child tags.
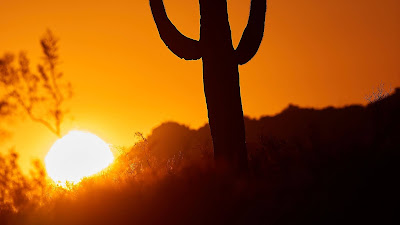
<box><xmin>1</xmin><ymin>0</ymin><xmax>399</xmax><ymax>172</ymax></box>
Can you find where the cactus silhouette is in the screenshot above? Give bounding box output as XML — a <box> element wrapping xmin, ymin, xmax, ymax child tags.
<box><xmin>150</xmin><ymin>0</ymin><xmax>266</xmax><ymax>172</ymax></box>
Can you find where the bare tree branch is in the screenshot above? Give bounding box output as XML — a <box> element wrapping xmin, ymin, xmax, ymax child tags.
<box><xmin>0</xmin><ymin>30</ymin><xmax>72</xmax><ymax>137</ymax></box>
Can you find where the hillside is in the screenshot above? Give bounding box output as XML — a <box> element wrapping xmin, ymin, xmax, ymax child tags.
<box><xmin>147</xmin><ymin>88</ymin><xmax>400</xmax><ymax>164</ymax></box>
<box><xmin>3</xmin><ymin>89</ymin><xmax>399</xmax><ymax>225</ymax></box>
<box><xmin>141</xmin><ymin>87</ymin><xmax>400</xmax><ymax>224</ymax></box>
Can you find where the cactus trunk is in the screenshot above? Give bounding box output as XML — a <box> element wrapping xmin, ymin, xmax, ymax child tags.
<box><xmin>200</xmin><ymin>0</ymin><xmax>247</xmax><ymax>171</ymax></box>
<box><xmin>202</xmin><ymin>57</ymin><xmax>248</xmax><ymax>171</ymax></box>
<box><xmin>150</xmin><ymin>0</ymin><xmax>266</xmax><ymax>173</ymax></box>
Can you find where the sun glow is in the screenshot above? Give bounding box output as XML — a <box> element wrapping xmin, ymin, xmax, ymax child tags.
<box><xmin>45</xmin><ymin>130</ymin><xmax>114</xmax><ymax>186</ymax></box>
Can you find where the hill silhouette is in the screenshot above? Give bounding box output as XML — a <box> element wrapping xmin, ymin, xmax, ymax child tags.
<box><xmin>138</xmin><ymin>87</ymin><xmax>400</xmax><ymax>224</ymax></box>
<box><xmin>146</xmin><ymin>88</ymin><xmax>400</xmax><ymax>166</ymax></box>
<box><xmin>3</xmin><ymin>88</ymin><xmax>399</xmax><ymax>225</ymax></box>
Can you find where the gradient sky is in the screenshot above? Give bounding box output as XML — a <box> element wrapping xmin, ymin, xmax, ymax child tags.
<box><xmin>1</xmin><ymin>0</ymin><xmax>399</xmax><ymax>171</ymax></box>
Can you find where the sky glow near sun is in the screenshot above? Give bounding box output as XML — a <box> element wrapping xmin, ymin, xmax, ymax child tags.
<box><xmin>45</xmin><ymin>130</ymin><xmax>114</xmax><ymax>186</ymax></box>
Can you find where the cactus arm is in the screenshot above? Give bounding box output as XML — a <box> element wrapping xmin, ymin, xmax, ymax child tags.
<box><xmin>150</xmin><ymin>0</ymin><xmax>201</xmax><ymax>60</ymax></box>
<box><xmin>235</xmin><ymin>0</ymin><xmax>267</xmax><ymax>65</ymax></box>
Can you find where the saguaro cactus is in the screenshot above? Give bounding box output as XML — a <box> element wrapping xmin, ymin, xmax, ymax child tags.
<box><xmin>150</xmin><ymin>0</ymin><xmax>266</xmax><ymax>172</ymax></box>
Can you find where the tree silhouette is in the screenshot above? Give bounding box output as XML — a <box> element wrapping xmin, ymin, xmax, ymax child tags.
<box><xmin>150</xmin><ymin>0</ymin><xmax>267</xmax><ymax>172</ymax></box>
<box><xmin>0</xmin><ymin>30</ymin><xmax>72</xmax><ymax>137</ymax></box>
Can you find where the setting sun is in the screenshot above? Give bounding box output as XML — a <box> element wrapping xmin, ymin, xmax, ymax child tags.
<box><xmin>45</xmin><ymin>130</ymin><xmax>114</xmax><ymax>186</ymax></box>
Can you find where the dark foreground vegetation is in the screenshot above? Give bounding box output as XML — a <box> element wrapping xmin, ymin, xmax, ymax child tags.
<box><xmin>1</xmin><ymin>88</ymin><xmax>399</xmax><ymax>225</ymax></box>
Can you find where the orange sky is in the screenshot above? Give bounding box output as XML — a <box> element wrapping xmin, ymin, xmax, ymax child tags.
<box><xmin>1</xmin><ymin>0</ymin><xmax>399</xmax><ymax>172</ymax></box>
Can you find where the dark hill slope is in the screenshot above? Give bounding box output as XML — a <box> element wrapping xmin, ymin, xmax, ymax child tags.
<box><xmin>147</xmin><ymin>88</ymin><xmax>400</xmax><ymax>164</ymax></box>
<box><xmin>17</xmin><ymin>89</ymin><xmax>399</xmax><ymax>225</ymax></box>
<box><xmin>143</xmin><ymin>88</ymin><xmax>400</xmax><ymax>224</ymax></box>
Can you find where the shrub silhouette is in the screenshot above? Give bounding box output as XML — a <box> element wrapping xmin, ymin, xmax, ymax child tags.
<box><xmin>0</xmin><ymin>150</ymin><xmax>48</xmax><ymax>224</ymax></box>
<box><xmin>365</xmin><ymin>82</ymin><xmax>393</xmax><ymax>103</ymax></box>
<box><xmin>150</xmin><ymin>0</ymin><xmax>267</xmax><ymax>172</ymax></box>
<box><xmin>0</xmin><ymin>30</ymin><xmax>72</xmax><ymax>137</ymax></box>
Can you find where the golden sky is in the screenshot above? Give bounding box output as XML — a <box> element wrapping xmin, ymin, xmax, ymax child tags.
<box><xmin>1</xmin><ymin>0</ymin><xmax>399</xmax><ymax>171</ymax></box>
